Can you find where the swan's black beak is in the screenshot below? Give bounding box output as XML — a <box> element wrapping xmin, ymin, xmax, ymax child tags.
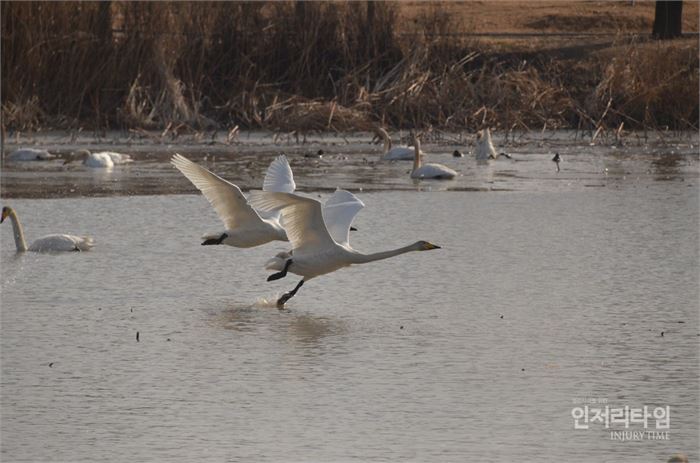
<box><xmin>350</xmin><ymin>226</ymin><xmax>358</xmax><ymax>231</ymax></box>
<box><xmin>422</xmin><ymin>242</ymin><xmax>441</xmax><ymax>250</ymax></box>
<box><xmin>0</xmin><ymin>207</ymin><xmax>8</xmax><ymax>223</ymax></box>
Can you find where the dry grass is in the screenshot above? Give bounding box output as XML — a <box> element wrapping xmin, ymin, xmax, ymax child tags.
<box><xmin>1</xmin><ymin>1</ymin><xmax>697</xmax><ymax>134</ymax></box>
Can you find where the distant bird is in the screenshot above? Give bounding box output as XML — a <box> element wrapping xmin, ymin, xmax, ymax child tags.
<box><xmin>375</xmin><ymin>127</ymin><xmax>420</xmax><ymax>161</ymax></box>
<box><xmin>304</xmin><ymin>149</ymin><xmax>324</xmax><ymax>159</ymax></box>
<box><xmin>552</xmin><ymin>153</ymin><xmax>561</xmax><ymax>172</ymax></box>
<box><xmin>1</xmin><ymin>206</ymin><xmax>94</xmax><ymax>252</ymax></box>
<box><xmin>410</xmin><ymin>132</ymin><xmax>457</xmax><ymax>180</ymax></box>
<box><xmin>7</xmin><ymin>148</ymin><xmax>55</xmax><ymax>161</ymax></box>
<box><xmin>475</xmin><ymin>128</ymin><xmax>496</xmax><ymax>161</ymax></box>
<box><xmin>475</xmin><ymin>128</ymin><xmax>512</xmax><ymax>161</ymax></box>
<box><xmin>250</xmin><ymin>190</ymin><xmax>441</xmax><ymax>307</ymax></box>
<box><xmin>452</xmin><ymin>150</ymin><xmax>464</xmax><ymax>158</ymax></box>
<box><xmin>63</xmin><ymin>149</ymin><xmax>132</xmax><ymax>168</ymax></box>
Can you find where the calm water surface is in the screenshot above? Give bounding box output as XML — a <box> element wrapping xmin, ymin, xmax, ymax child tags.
<box><xmin>1</xmin><ymin>134</ymin><xmax>698</xmax><ymax>462</ymax></box>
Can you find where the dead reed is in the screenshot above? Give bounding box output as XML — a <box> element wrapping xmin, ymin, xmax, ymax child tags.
<box><xmin>1</xmin><ymin>1</ymin><xmax>697</xmax><ymax>134</ymax></box>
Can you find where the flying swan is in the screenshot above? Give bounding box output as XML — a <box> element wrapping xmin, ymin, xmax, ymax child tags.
<box><xmin>1</xmin><ymin>206</ymin><xmax>94</xmax><ymax>252</ymax></box>
<box><xmin>172</xmin><ymin>154</ymin><xmax>364</xmax><ymax>249</ymax></box>
<box><xmin>249</xmin><ymin>190</ymin><xmax>441</xmax><ymax>307</ymax></box>
<box><xmin>171</xmin><ymin>154</ymin><xmax>292</xmax><ymax>247</ymax></box>
<box><xmin>410</xmin><ymin>132</ymin><xmax>457</xmax><ymax>180</ymax></box>
<box><xmin>264</xmin><ymin>188</ymin><xmax>365</xmax><ymax>271</ymax></box>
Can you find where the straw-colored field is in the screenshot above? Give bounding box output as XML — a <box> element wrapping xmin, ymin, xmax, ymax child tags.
<box><xmin>1</xmin><ymin>1</ymin><xmax>697</xmax><ymax>133</ymax></box>
<box><xmin>399</xmin><ymin>1</ymin><xmax>699</xmax><ymax>34</ymax></box>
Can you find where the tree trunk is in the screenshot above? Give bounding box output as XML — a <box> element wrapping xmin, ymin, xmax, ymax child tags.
<box><xmin>652</xmin><ymin>1</ymin><xmax>683</xmax><ymax>39</ymax></box>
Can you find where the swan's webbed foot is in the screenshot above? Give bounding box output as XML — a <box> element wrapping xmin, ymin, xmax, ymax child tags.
<box><xmin>267</xmin><ymin>259</ymin><xmax>292</xmax><ymax>282</ymax></box>
<box><xmin>202</xmin><ymin>233</ymin><xmax>228</xmax><ymax>246</ymax></box>
<box><xmin>276</xmin><ymin>279</ymin><xmax>304</xmax><ymax>309</ymax></box>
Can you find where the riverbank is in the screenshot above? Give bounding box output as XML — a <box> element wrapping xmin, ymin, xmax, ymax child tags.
<box><xmin>2</xmin><ymin>2</ymin><xmax>698</xmax><ymax>133</ymax></box>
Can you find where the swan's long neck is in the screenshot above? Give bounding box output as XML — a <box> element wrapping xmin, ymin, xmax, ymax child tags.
<box><xmin>412</xmin><ymin>136</ymin><xmax>422</xmax><ymax>171</ymax></box>
<box><xmin>485</xmin><ymin>129</ymin><xmax>496</xmax><ymax>157</ymax></box>
<box><xmin>349</xmin><ymin>242</ymin><xmax>419</xmax><ymax>264</ymax></box>
<box><xmin>379</xmin><ymin>129</ymin><xmax>392</xmax><ymax>153</ymax></box>
<box><xmin>7</xmin><ymin>209</ymin><xmax>28</xmax><ymax>252</ymax></box>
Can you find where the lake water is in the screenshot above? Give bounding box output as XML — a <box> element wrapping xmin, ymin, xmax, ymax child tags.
<box><xmin>1</xmin><ymin>132</ymin><xmax>698</xmax><ymax>461</ymax></box>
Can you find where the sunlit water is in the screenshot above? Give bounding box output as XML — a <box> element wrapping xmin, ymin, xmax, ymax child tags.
<box><xmin>1</xmin><ymin>135</ymin><xmax>698</xmax><ymax>462</ymax></box>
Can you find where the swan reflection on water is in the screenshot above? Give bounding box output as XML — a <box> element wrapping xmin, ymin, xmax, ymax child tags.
<box><xmin>214</xmin><ymin>300</ymin><xmax>347</xmax><ymax>345</ymax></box>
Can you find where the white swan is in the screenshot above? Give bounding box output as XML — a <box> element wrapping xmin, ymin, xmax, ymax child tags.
<box><xmin>264</xmin><ymin>188</ymin><xmax>365</xmax><ymax>270</ymax></box>
<box><xmin>249</xmin><ymin>190</ymin><xmax>441</xmax><ymax>307</ymax></box>
<box><xmin>8</xmin><ymin>148</ymin><xmax>56</xmax><ymax>161</ymax></box>
<box><xmin>375</xmin><ymin>127</ymin><xmax>419</xmax><ymax>161</ymax></box>
<box><xmin>172</xmin><ymin>154</ymin><xmax>290</xmax><ymax>248</ymax></box>
<box><xmin>475</xmin><ymin>128</ymin><xmax>496</xmax><ymax>161</ymax></box>
<box><xmin>1</xmin><ymin>206</ymin><xmax>94</xmax><ymax>252</ymax></box>
<box><xmin>64</xmin><ymin>149</ymin><xmax>133</xmax><ymax>168</ymax></box>
<box><xmin>410</xmin><ymin>132</ymin><xmax>457</xmax><ymax>180</ymax></box>
<box><xmin>172</xmin><ymin>154</ymin><xmax>366</xmax><ymax>250</ymax></box>
<box><xmin>475</xmin><ymin>128</ymin><xmax>512</xmax><ymax>161</ymax></box>
<box><xmin>64</xmin><ymin>149</ymin><xmax>112</xmax><ymax>168</ymax></box>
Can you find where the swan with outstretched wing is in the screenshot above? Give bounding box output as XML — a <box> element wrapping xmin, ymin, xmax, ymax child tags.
<box><xmin>250</xmin><ymin>190</ymin><xmax>440</xmax><ymax>307</ymax></box>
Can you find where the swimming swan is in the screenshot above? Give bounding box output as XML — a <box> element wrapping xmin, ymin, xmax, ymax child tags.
<box><xmin>1</xmin><ymin>206</ymin><xmax>94</xmax><ymax>252</ymax></box>
<box><xmin>375</xmin><ymin>127</ymin><xmax>420</xmax><ymax>161</ymax></box>
<box><xmin>63</xmin><ymin>149</ymin><xmax>133</xmax><ymax>168</ymax></box>
<box><xmin>249</xmin><ymin>190</ymin><xmax>441</xmax><ymax>307</ymax></box>
<box><xmin>8</xmin><ymin>148</ymin><xmax>56</xmax><ymax>161</ymax></box>
<box><xmin>475</xmin><ymin>128</ymin><xmax>512</xmax><ymax>161</ymax></box>
<box><xmin>410</xmin><ymin>132</ymin><xmax>457</xmax><ymax>180</ymax></box>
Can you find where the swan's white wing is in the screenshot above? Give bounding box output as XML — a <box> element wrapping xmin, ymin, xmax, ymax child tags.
<box><xmin>84</xmin><ymin>153</ymin><xmax>114</xmax><ymax>168</ymax></box>
<box><xmin>263</xmin><ymin>155</ymin><xmax>296</xmax><ymax>193</ymax></box>
<box><xmin>171</xmin><ymin>154</ymin><xmax>262</xmax><ymax>229</ymax></box>
<box><xmin>28</xmin><ymin>234</ymin><xmax>93</xmax><ymax>252</ymax></box>
<box><xmin>102</xmin><ymin>152</ymin><xmax>133</xmax><ymax>164</ymax></box>
<box><xmin>322</xmin><ymin>189</ymin><xmax>364</xmax><ymax>246</ymax></box>
<box><xmin>248</xmin><ymin>191</ymin><xmax>336</xmax><ymax>253</ymax></box>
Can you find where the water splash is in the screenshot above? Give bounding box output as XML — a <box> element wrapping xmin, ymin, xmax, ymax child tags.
<box><xmin>252</xmin><ymin>295</ymin><xmax>280</xmax><ymax>308</ymax></box>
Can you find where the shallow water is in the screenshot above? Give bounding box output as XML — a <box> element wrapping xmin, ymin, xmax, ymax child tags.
<box><xmin>2</xmin><ymin>130</ymin><xmax>698</xmax><ymax>197</ymax></box>
<box><xmin>1</xmin><ymin>133</ymin><xmax>699</xmax><ymax>462</ymax></box>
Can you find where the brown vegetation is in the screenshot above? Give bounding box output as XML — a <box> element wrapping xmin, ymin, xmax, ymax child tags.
<box><xmin>1</xmin><ymin>1</ymin><xmax>697</xmax><ymax>134</ymax></box>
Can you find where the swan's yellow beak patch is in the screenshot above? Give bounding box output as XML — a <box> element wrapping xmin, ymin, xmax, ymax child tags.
<box><xmin>422</xmin><ymin>242</ymin><xmax>441</xmax><ymax>250</ymax></box>
<box><xmin>1</xmin><ymin>207</ymin><xmax>9</xmax><ymax>223</ymax></box>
